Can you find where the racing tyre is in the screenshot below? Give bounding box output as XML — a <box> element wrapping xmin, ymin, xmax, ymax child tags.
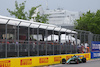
<box><xmin>82</xmin><ymin>58</ymin><xmax>86</xmax><ymax>63</ymax></box>
<box><xmin>62</xmin><ymin>58</ymin><xmax>66</xmax><ymax>64</ymax></box>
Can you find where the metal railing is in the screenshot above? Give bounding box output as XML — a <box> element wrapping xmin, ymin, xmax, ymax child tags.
<box><xmin>0</xmin><ymin>40</ymin><xmax>88</xmax><ymax>58</ymax></box>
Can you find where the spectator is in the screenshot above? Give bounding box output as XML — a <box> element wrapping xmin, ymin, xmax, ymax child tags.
<box><xmin>85</xmin><ymin>42</ymin><xmax>89</xmax><ymax>53</ymax></box>
<box><xmin>73</xmin><ymin>41</ymin><xmax>75</xmax><ymax>46</ymax></box>
<box><xmin>81</xmin><ymin>43</ymin><xmax>85</xmax><ymax>53</ymax></box>
<box><xmin>68</xmin><ymin>40</ymin><xmax>71</xmax><ymax>45</ymax></box>
<box><xmin>55</xmin><ymin>39</ymin><xmax>58</xmax><ymax>43</ymax></box>
<box><xmin>66</xmin><ymin>41</ymin><xmax>68</xmax><ymax>45</ymax></box>
<box><xmin>73</xmin><ymin>41</ymin><xmax>75</xmax><ymax>50</ymax></box>
<box><xmin>85</xmin><ymin>42</ymin><xmax>88</xmax><ymax>49</ymax></box>
<box><xmin>78</xmin><ymin>44</ymin><xmax>81</xmax><ymax>48</ymax></box>
<box><xmin>81</xmin><ymin>43</ymin><xmax>84</xmax><ymax>46</ymax></box>
<box><xmin>77</xmin><ymin>44</ymin><xmax>81</xmax><ymax>53</ymax></box>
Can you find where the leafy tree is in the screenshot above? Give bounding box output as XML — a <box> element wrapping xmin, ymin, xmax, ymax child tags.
<box><xmin>41</xmin><ymin>14</ymin><xmax>49</xmax><ymax>23</ymax></box>
<box><xmin>7</xmin><ymin>1</ymin><xmax>28</xmax><ymax>20</ymax></box>
<box><xmin>74</xmin><ymin>10</ymin><xmax>100</xmax><ymax>34</ymax></box>
<box><xmin>7</xmin><ymin>1</ymin><xmax>48</xmax><ymax>23</ymax></box>
<box><xmin>34</xmin><ymin>12</ymin><xmax>49</xmax><ymax>23</ymax></box>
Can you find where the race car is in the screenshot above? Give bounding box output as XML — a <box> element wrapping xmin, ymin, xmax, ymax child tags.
<box><xmin>61</xmin><ymin>55</ymin><xmax>86</xmax><ymax>64</ymax></box>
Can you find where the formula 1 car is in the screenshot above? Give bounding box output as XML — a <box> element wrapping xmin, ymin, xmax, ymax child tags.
<box><xmin>61</xmin><ymin>55</ymin><xmax>86</xmax><ymax>64</ymax></box>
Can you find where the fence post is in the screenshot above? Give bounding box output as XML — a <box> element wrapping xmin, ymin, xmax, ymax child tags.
<box><xmin>53</xmin><ymin>27</ymin><xmax>56</xmax><ymax>55</ymax></box>
<box><xmin>45</xmin><ymin>26</ymin><xmax>49</xmax><ymax>55</ymax></box>
<box><xmin>17</xmin><ymin>21</ymin><xmax>21</xmax><ymax>57</ymax></box>
<box><xmin>28</xmin><ymin>23</ymin><xmax>32</xmax><ymax>56</ymax></box>
<box><xmin>37</xmin><ymin>24</ymin><xmax>41</xmax><ymax>56</ymax></box>
<box><xmin>5</xmin><ymin>19</ymin><xmax>10</xmax><ymax>58</ymax></box>
<box><xmin>65</xmin><ymin>29</ymin><xmax>67</xmax><ymax>54</ymax></box>
<box><xmin>84</xmin><ymin>33</ymin><xmax>86</xmax><ymax>43</ymax></box>
<box><xmin>59</xmin><ymin>28</ymin><xmax>62</xmax><ymax>54</ymax></box>
<box><xmin>75</xmin><ymin>34</ymin><xmax>77</xmax><ymax>53</ymax></box>
<box><xmin>88</xmin><ymin>32</ymin><xmax>93</xmax><ymax>52</ymax></box>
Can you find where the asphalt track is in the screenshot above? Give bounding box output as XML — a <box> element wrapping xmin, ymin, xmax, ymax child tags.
<box><xmin>46</xmin><ymin>59</ymin><xmax>100</xmax><ymax>67</ymax></box>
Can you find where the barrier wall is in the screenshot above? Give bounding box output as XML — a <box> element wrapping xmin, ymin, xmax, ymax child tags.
<box><xmin>0</xmin><ymin>53</ymin><xmax>90</xmax><ymax>67</ymax></box>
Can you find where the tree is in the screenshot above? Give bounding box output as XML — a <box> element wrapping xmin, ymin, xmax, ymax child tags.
<box><xmin>7</xmin><ymin>1</ymin><xmax>48</xmax><ymax>23</ymax></box>
<box><xmin>41</xmin><ymin>14</ymin><xmax>49</xmax><ymax>23</ymax></box>
<box><xmin>74</xmin><ymin>10</ymin><xmax>100</xmax><ymax>34</ymax></box>
<box><xmin>7</xmin><ymin>1</ymin><xmax>28</xmax><ymax>20</ymax></box>
<box><xmin>34</xmin><ymin>12</ymin><xmax>49</xmax><ymax>23</ymax></box>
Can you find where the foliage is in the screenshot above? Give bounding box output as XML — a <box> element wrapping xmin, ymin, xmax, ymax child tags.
<box><xmin>34</xmin><ymin>12</ymin><xmax>49</xmax><ymax>23</ymax></box>
<box><xmin>74</xmin><ymin>10</ymin><xmax>100</xmax><ymax>34</ymax></box>
<box><xmin>7</xmin><ymin>1</ymin><xmax>27</xmax><ymax>20</ymax></box>
<box><xmin>28</xmin><ymin>5</ymin><xmax>41</xmax><ymax>20</ymax></box>
<box><xmin>7</xmin><ymin>1</ymin><xmax>49</xmax><ymax>23</ymax></box>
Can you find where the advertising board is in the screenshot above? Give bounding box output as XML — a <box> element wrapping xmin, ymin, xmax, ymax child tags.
<box><xmin>20</xmin><ymin>59</ymin><xmax>32</xmax><ymax>65</ymax></box>
<box><xmin>0</xmin><ymin>53</ymin><xmax>90</xmax><ymax>67</ymax></box>
<box><xmin>91</xmin><ymin>52</ymin><xmax>100</xmax><ymax>59</ymax></box>
<box><xmin>91</xmin><ymin>41</ymin><xmax>100</xmax><ymax>59</ymax></box>
<box><xmin>39</xmin><ymin>57</ymin><xmax>48</xmax><ymax>63</ymax></box>
<box><xmin>91</xmin><ymin>41</ymin><xmax>100</xmax><ymax>52</ymax></box>
<box><xmin>0</xmin><ymin>60</ymin><xmax>11</xmax><ymax>67</ymax></box>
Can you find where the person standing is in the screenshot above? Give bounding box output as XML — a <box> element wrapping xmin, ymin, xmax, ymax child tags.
<box><xmin>85</xmin><ymin>42</ymin><xmax>89</xmax><ymax>53</ymax></box>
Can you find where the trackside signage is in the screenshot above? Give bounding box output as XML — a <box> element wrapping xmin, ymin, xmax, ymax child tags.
<box><xmin>54</xmin><ymin>56</ymin><xmax>61</xmax><ymax>62</ymax></box>
<box><xmin>20</xmin><ymin>59</ymin><xmax>32</xmax><ymax>65</ymax></box>
<box><xmin>0</xmin><ymin>60</ymin><xmax>11</xmax><ymax>67</ymax></box>
<box><xmin>0</xmin><ymin>53</ymin><xmax>90</xmax><ymax>67</ymax></box>
<box><xmin>91</xmin><ymin>52</ymin><xmax>100</xmax><ymax>59</ymax></box>
<box><xmin>39</xmin><ymin>57</ymin><xmax>48</xmax><ymax>63</ymax></box>
<box><xmin>91</xmin><ymin>41</ymin><xmax>100</xmax><ymax>59</ymax></box>
<box><xmin>91</xmin><ymin>41</ymin><xmax>100</xmax><ymax>52</ymax></box>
